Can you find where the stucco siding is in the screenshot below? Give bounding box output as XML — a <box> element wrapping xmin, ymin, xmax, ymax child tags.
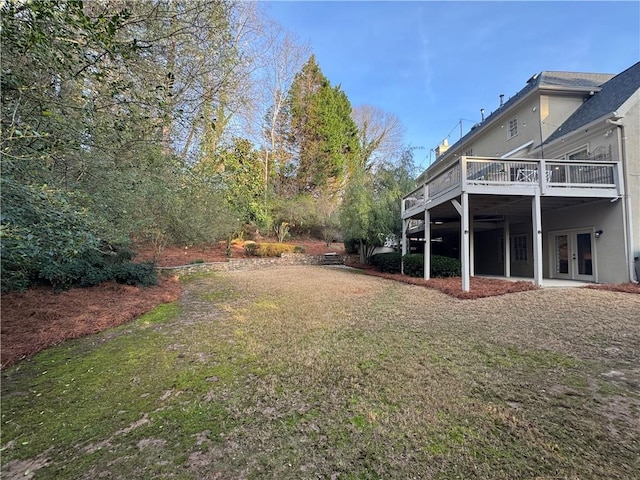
<box><xmin>543</xmin><ymin>200</ymin><xmax>627</xmax><ymax>283</ymax></box>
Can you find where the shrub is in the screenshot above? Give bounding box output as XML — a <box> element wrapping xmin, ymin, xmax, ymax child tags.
<box><xmin>403</xmin><ymin>254</ymin><xmax>424</xmax><ymax>277</ymax></box>
<box><xmin>293</xmin><ymin>245</ymin><xmax>306</xmax><ymax>253</ymax></box>
<box><xmin>344</xmin><ymin>238</ymin><xmax>360</xmax><ymax>254</ymax></box>
<box><xmin>112</xmin><ymin>261</ymin><xmax>157</xmax><ymax>287</ymax></box>
<box><xmin>431</xmin><ymin>255</ymin><xmax>461</xmax><ymax>277</ymax></box>
<box><xmin>401</xmin><ymin>254</ymin><xmax>462</xmax><ymax>278</ymax></box>
<box><xmin>370</xmin><ymin>252</ymin><xmax>402</xmax><ymax>273</ymax></box>
<box><xmin>0</xmin><ymin>178</ymin><xmax>157</xmax><ymax>292</ymax></box>
<box><xmin>245</xmin><ymin>242</ymin><xmax>297</xmax><ymax>257</ymax></box>
<box><xmin>243</xmin><ymin>241</ymin><xmax>257</xmax><ymax>255</ymax></box>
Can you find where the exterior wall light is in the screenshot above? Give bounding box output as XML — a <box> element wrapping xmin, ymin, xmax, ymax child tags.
<box><xmin>595</xmin><ymin>230</ymin><xmax>603</xmax><ymax>238</ymax></box>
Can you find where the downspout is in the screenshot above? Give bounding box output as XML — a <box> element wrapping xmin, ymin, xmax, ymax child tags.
<box><xmin>608</xmin><ymin>118</ymin><xmax>638</xmax><ymax>283</ymax></box>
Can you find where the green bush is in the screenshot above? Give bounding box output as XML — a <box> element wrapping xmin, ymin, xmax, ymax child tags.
<box><xmin>370</xmin><ymin>252</ymin><xmax>402</xmax><ymax>273</ymax></box>
<box><xmin>432</xmin><ymin>255</ymin><xmax>461</xmax><ymax>277</ymax></box>
<box><xmin>293</xmin><ymin>245</ymin><xmax>306</xmax><ymax>253</ymax></box>
<box><xmin>402</xmin><ymin>254</ymin><xmax>424</xmax><ymax>277</ymax></box>
<box><xmin>343</xmin><ymin>238</ymin><xmax>360</xmax><ymax>254</ymax></box>
<box><xmin>112</xmin><ymin>261</ymin><xmax>157</xmax><ymax>287</ymax></box>
<box><xmin>401</xmin><ymin>254</ymin><xmax>462</xmax><ymax>278</ymax></box>
<box><xmin>0</xmin><ymin>177</ymin><xmax>158</xmax><ymax>292</ymax></box>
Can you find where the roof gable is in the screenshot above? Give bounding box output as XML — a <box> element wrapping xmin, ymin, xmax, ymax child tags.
<box><xmin>545</xmin><ymin>62</ymin><xmax>640</xmax><ymax>144</ymax></box>
<box><xmin>427</xmin><ymin>70</ymin><xmax>615</xmax><ymax>168</ymax></box>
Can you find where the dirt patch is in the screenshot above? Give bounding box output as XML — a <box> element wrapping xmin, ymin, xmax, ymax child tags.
<box><xmin>1</xmin><ymin>278</ymin><xmax>182</xmax><ymax>369</ymax></box>
<box><xmin>1</xmin><ymin>449</ymin><xmax>51</xmax><ymax>480</ymax></box>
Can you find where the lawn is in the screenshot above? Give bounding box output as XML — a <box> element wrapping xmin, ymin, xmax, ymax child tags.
<box><xmin>2</xmin><ymin>266</ymin><xmax>639</xmax><ymax>479</ymax></box>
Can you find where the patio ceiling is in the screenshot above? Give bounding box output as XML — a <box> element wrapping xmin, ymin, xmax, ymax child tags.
<box><xmin>407</xmin><ymin>194</ymin><xmax>611</xmax><ymax>236</ymax></box>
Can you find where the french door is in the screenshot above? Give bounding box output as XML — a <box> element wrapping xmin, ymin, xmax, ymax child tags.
<box><xmin>551</xmin><ymin>230</ymin><xmax>595</xmax><ymax>281</ymax></box>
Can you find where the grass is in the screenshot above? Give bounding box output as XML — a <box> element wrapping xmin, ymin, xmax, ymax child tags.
<box><xmin>2</xmin><ymin>266</ymin><xmax>639</xmax><ymax>479</ymax></box>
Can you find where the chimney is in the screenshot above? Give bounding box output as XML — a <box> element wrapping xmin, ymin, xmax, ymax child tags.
<box><xmin>435</xmin><ymin>138</ymin><xmax>450</xmax><ymax>157</ymax></box>
<box><xmin>499</xmin><ymin>94</ymin><xmax>505</xmax><ymax>107</ymax></box>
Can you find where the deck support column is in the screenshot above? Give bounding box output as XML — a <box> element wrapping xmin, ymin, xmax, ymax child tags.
<box><xmin>424</xmin><ymin>209</ymin><xmax>431</xmax><ymax>280</ymax></box>
<box><xmin>469</xmin><ymin>216</ymin><xmax>475</xmax><ymax>277</ymax></box>
<box><xmin>503</xmin><ymin>219</ymin><xmax>511</xmax><ymax>278</ymax></box>
<box><xmin>532</xmin><ymin>192</ymin><xmax>543</xmax><ymax>287</ymax></box>
<box><xmin>461</xmin><ymin>193</ymin><xmax>470</xmax><ymax>292</ymax></box>
<box><xmin>401</xmin><ymin>218</ymin><xmax>407</xmax><ymax>275</ymax></box>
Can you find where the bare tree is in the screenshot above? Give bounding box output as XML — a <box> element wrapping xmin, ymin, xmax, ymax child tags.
<box><xmin>256</xmin><ymin>21</ymin><xmax>310</xmax><ymax>204</ymax></box>
<box><xmin>351</xmin><ymin>105</ymin><xmax>405</xmax><ymax>169</ymax></box>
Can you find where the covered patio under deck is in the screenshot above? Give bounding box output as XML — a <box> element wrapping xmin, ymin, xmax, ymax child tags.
<box><xmin>401</xmin><ymin>156</ymin><xmax>623</xmax><ymax>291</ymax></box>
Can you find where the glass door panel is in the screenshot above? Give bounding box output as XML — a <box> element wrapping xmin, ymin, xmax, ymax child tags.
<box><xmin>555</xmin><ymin>235</ymin><xmax>569</xmax><ymax>275</ymax></box>
<box><xmin>576</xmin><ymin>233</ymin><xmax>593</xmax><ymax>276</ymax></box>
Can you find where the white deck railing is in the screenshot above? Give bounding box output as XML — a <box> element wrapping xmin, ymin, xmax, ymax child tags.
<box><xmin>402</xmin><ymin>156</ymin><xmax>621</xmax><ymax>216</ymax></box>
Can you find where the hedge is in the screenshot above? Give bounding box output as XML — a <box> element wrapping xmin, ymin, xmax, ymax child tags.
<box><xmin>370</xmin><ymin>253</ymin><xmax>461</xmax><ymax>278</ymax></box>
<box><xmin>370</xmin><ymin>252</ymin><xmax>402</xmax><ymax>273</ymax></box>
<box><xmin>244</xmin><ymin>242</ymin><xmax>298</xmax><ymax>257</ymax></box>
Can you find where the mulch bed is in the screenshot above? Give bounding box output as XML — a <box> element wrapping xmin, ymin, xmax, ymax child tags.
<box><xmin>584</xmin><ymin>283</ymin><xmax>640</xmax><ymax>294</ymax></box>
<box><xmin>346</xmin><ymin>263</ymin><xmax>539</xmax><ymax>299</ymax></box>
<box><xmin>1</xmin><ymin>277</ymin><xmax>182</xmax><ymax>369</ymax></box>
<box><xmin>134</xmin><ymin>239</ymin><xmax>343</xmax><ymax>267</ymax></box>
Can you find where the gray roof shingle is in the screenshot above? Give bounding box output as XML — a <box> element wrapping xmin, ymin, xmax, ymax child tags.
<box><xmin>545</xmin><ymin>62</ymin><xmax>640</xmax><ymax>144</ymax></box>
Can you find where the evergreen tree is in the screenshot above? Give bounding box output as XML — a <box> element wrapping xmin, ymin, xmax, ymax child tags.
<box><xmin>287</xmin><ymin>55</ymin><xmax>360</xmax><ymax>195</ymax></box>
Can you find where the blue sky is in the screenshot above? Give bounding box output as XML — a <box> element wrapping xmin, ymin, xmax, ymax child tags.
<box><xmin>263</xmin><ymin>1</ymin><xmax>640</xmax><ymax>171</ymax></box>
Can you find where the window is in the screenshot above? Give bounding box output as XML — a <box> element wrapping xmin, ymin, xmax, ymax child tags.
<box><xmin>565</xmin><ymin>145</ymin><xmax>589</xmax><ymax>160</ymax></box>
<box><xmin>508</xmin><ymin>117</ymin><xmax>518</xmax><ymax>139</ymax></box>
<box><xmin>511</xmin><ymin>234</ymin><xmax>527</xmax><ymax>262</ymax></box>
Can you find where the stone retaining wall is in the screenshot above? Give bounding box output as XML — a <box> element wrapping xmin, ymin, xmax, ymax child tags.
<box><xmin>158</xmin><ymin>253</ymin><xmax>347</xmax><ymax>277</ymax></box>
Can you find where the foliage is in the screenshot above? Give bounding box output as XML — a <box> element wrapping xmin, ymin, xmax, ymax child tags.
<box><xmin>370</xmin><ymin>252</ymin><xmax>402</xmax><ymax>273</ymax></box>
<box><xmin>0</xmin><ymin>176</ymin><xmax>156</xmax><ymax>291</ymax></box>
<box><xmin>195</xmin><ymin>138</ymin><xmax>268</xmax><ymax>227</ymax></box>
<box><xmin>368</xmin><ymin>253</ymin><xmax>461</xmax><ymax>278</ymax></box>
<box><xmin>287</xmin><ymin>55</ymin><xmax>360</xmax><ymax>195</ymax></box>
<box><xmin>340</xmin><ymin>149</ymin><xmax>415</xmax><ymax>263</ymax></box>
<box><xmin>1</xmin><ymin>1</ymin><xmax>409</xmax><ymax>290</ymax></box>
<box><xmin>244</xmin><ymin>242</ymin><xmax>297</xmax><ymax>257</ymax></box>
<box><xmin>274</xmin><ymin>222</ymin><xmax>291</xmax><ymax>243</ymax></box>
<box><xmin>431</xmin><ymin>255</ymin><xmax>462</xmax><ymax>277</ymax></box>
<box><xmin>403</xmin><ymin>254</ymin><xmax>462</xmax><ymax>278</ymax></box>
<box><xmin>343</xmin><ymin>238</ymin><xmax>360</xmax><ymax>255</ymax></box>
<box><xmin>402</xmin><ymin>254</ymin><xmax>424</xmax><ymax>278</ymax></box>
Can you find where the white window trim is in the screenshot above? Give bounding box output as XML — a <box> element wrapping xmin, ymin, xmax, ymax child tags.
<box><xmin>564</xmin><ymin>144</ymin><xmax>590</xmax><ymax>160</ymax></box>
<box><xmin>510</xmin><ymin>234</ymin><xmax>528</xmax><ymax>262</ymax></box>
<box><xmin>507</xmin><ymin>117</ymin><xmax>518</xmax><ymax>139</ymax></box>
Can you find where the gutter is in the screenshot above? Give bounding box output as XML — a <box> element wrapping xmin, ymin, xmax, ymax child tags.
<box><xmin>542</xmin><ymin>111</ymin><xmax>620</xmax><ymax>149</ymax></box>
<box><xmin>608</xmin><ymin>117</ymin><xmax>638</xmax><ymax>284</ymax></box>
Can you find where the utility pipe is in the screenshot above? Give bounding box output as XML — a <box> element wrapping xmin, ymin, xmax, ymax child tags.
<box><xmin>608</xmin><ymin>118</ymin><xmax>638</xmax><ymax>283</ymax></box>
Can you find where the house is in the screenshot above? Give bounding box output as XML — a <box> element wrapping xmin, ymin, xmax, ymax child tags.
<box><xmin>401</xmin><ymin>62</ymin><xmax>640</xmax><ymax>291</ymax></box>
